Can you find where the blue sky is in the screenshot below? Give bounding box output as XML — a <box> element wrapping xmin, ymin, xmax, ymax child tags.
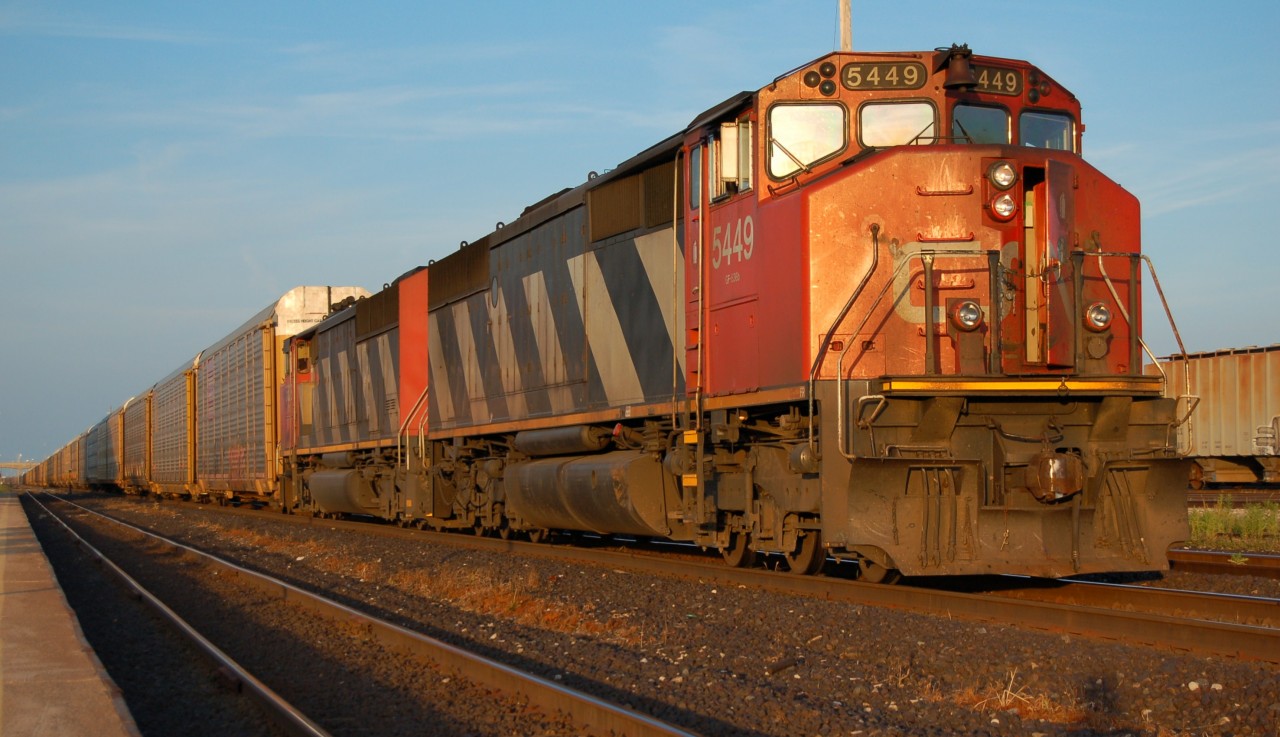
<box><xmin>2</xmin><ymin>1</ymin><xmax>1277</xmax><ymax>464</ymax></box>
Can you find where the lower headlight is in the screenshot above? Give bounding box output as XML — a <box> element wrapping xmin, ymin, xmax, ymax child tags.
<box><xmin>1084</xmin><ymin>302</ymin><xmax>1112</xmax><ymax>331</ymax></box>
<box><xmin>990</xmin><ymin>193</ymin><xmax>1017</xmax><ymax>220</ymax></box>
<box><xmin>951</xmin><ymin>300</ymin><xmax>983</xmax><ymax>331</ymax></box>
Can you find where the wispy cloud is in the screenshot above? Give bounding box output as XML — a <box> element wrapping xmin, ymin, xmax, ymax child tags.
<box><xmin>0</xmin><ymin>10</ymin><xmax>219</xmax><ymax>45</ymax></box>
<box><xmin>278</xmin><ymin>39</ymin><xmax>556</xmax><ymax>78</ymax></box>
<box><xmin>1098</xmin><ymin>119</ymin><xmax>1280</xmax><ymax>218</ymax></box>
<box><xmin>85</xmin><ymin>77</ymin><xmax>664</xmax><ymax>145</ymax></box>
<box><xmin>1140</xmin><ymin>144</ymin><xmax>1280</xmax><ymax>217</ymax></box>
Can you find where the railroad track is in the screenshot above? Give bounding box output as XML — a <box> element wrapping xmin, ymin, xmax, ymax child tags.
<box><xmin>1186</xmin><ymin>487</ymin><xmax>1280</xmax><ymax>507</ymax></box>
<box><xmin>987</xmin><ymin>578</ymin><xmax>1280</xmax><ymax>627</ymax></box>
<box><xmin>61</xmin><ymin>491</ymin><xmax>1280</xmax><ymax>665</ymax></box>
<box><xmin>30</xmin><ymin>492</ymin><xmax>697</xmax><ymax>737</ymax></box>
<box><xmin>1168</xmin><ymin>548</ymin><xmax>1280</xmax><ymax>579</ymax></box>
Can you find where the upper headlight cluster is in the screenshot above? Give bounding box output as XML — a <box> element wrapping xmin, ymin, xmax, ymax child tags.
<box><xmin>987</xmin><ymin>161</ymin><xmax>1017</xmax><ymax>190</ymax></box>
<box><xmin>986</xmin><ymin>161</ymin><xmax>1018</xmax><ymax>221</ymax></box>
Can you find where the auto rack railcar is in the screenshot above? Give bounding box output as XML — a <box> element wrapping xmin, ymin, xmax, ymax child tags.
<box><xmin>33</xmin><ymin>286</ymin><xmax>368</xmax><ymax>503</ymax></box>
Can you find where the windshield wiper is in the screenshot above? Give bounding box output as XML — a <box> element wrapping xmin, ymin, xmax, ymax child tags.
<box><xmin>770</xmin><ymin>138</ymin><xmax>812</xmax><ymax>175</ymax></box>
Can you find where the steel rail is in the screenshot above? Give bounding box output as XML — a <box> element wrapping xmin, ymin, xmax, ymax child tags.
<box><xmin>27</xmin><ymin>492</ymin><xmax>332</xmax><ymax>737</ymax></box>
<box><xmin>1168</xmin><ymin>548</ymin><xmax>1280</xmax><ymax>580</ymax></box>
<box><xmin>506</xmin><ymin>541</ymin><xmax>1280</xmax><ymax>663</ymax></box>
<box><xmin>990</xmin><ymin>578</ymin><xmax>1280</xmax><ymax>628</ymax></box>
<box><xmin>1186</xmin><ymin>488</ymin><xmax>1280</xmax><ymax>508</ymax></box>
<box><xmin>73</xmin><ymin>493</ymin><xmax>1280</xmax><ymax>663</ymax></box>
<box><xmin>38</xmin><ymin>493</ymin><xmax>700</xmax><ymax>737</ymax></box>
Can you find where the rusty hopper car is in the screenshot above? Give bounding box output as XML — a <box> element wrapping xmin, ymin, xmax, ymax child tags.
<box><xmin>279</xmin><ymin>44</ymin><xmax>1190</xmax><ymax>580</ymax></box>
<box><xmin>1155</xmin><ymin>345</ymin><xmax>1280</xmax><ymax>487</ymax></box>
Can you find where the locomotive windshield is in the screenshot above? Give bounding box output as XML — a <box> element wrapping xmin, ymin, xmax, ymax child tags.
<box><xmin>1020</xmin><ymin>111</ymin><xmax>1074</xmax><ymax>150</ymax></box>
<box><xmin>952</xmin><ymin>104</ymin><xmax>1008</xmax><ymax>144</ymax></box>
<box><xmin>859</xmin><ymin>101</ymin><xmax>935</xmax><ymax>147</ymax></box>
<box><xmin>952</xmin><ymin>104</ymin><xmax>1075</xmax><ymax>151</ymax></box>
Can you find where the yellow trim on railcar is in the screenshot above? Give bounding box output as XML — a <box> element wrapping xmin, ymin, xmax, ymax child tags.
<box><xmin>876</xmin><ymin>376</ymin><xmax>1165</xmax><ymax>395</ymax></box>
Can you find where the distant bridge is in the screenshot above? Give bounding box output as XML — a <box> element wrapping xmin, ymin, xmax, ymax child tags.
<box><xmin>0</xmin><ymin>460</ymin><xmax>36</xmax><ymax>471</ymax></box>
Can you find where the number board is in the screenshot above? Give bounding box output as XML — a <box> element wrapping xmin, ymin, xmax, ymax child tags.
<box><xmin>973</xmin><ymin>66</ymin><xmax>1023</xmax><ymax>96</ymax></box>
<box><xmin>840</xmin><ymin>62</ymin><xmax>927</xmax><ymax>91</ymax></box>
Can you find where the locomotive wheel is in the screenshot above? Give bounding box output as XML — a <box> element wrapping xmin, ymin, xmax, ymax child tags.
<box><xmin>784</xmin><ymin>531</ymin><xmax>825</xmax><ymax>575</ymax></box>
<box><xmin>859</xmin><ymin>559</ymin><xmax>901</xmax><ymax>585</ymax></box>
<box><xmin>527</xmin><ymin>529</ymin><xmax>551</xmax><ymax>544</ymax></box>
<box><xmin>720</xmin><ymin>532</ymin><xmax>755</xmax><ymax>568</ymax></box>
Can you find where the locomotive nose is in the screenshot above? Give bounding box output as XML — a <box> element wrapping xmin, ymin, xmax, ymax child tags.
<box><xmin>1025</xmin><ymin>451</ymin><xmax>1085</xmax><ymax>502</ymax></box>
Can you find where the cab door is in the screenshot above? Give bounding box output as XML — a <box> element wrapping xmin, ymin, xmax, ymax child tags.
<box><xmin>1021</xmin><ymin>159</ymin><xmax>1076</xmax><ymax>370</ymax></box>
<box><xmin>1042</xmin><ymin>159</ymin><xmax>1076</xmax><ymax>368</ymax></box>
<box><xmin>682</xmin><ymin>136</ymin><xmax>705</xmax><ymax>399</ymax></box>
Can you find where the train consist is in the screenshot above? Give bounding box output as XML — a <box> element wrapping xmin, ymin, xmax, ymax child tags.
<box><xmin>1154</xmin><ymin>345</ymin><xmax>1280</xmax><ymax>488</ymax></box>
<box><xmin>26</xmin><ymin>287</ymin><xmax>369</xmax><ymax>502</ymax></box>
<box><xmin>27</xmin><ymin>44</ymin><xmax>1194</xmax><ymax>580</ymax></box>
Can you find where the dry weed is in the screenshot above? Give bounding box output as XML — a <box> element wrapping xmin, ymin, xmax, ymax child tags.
<box><xmin>944</xmin><ymin>669</ymin><xmax>1090</xmax><ymax>725</ymax></box>
<box><xmin>206</xmin><ymin>520</ymin><xmax>645</xmax><ymax>645</ymax></box>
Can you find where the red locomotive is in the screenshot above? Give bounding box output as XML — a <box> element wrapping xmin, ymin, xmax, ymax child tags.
<box><xmin>279</xmin><ymin>44</ymin><xmax>1190</xmax><ymax>580</ymax></box>
<box><xmin>30</xmin><ymin>45</ymin><xmax>1192</xmax><ymax>580</ymax></box>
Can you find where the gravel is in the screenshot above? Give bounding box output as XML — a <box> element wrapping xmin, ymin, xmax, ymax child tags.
<box><xmin>40</xmin><ymin>493</ymin><xmax>1280</xmax><ymax>736</ymax></box>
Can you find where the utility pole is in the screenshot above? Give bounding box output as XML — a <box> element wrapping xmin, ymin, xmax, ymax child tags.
<box><xmin>839</xmin><ymin>0</ymin><xmax>852</xmax><ymax>51</ymax></box>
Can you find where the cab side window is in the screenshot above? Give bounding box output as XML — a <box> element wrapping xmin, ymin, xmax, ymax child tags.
<box><xmin>715</xmin><ymin>117</ymin><xmax>753</xmax><ymax>198</ymax></box>
<box><xmin>768</xmin><ymin>103</ymin><xmax>845</xmax><ymax>179</ymax></box>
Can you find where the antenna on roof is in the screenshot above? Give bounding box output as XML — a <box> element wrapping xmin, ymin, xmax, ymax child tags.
<box><xmin>838</xmin><ymin>0</ymin><xmax>852</xmax><ymax>51</ymax></box>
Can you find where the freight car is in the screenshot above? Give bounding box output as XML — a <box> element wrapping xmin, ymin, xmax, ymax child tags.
<box><xmin>39</xmin><ymin>286</ymin><xmax>368</xmax><ymax>503</ymax></box>
<box><xmin>32</xmin><ymin>430</ymin><xmax>86</xmax><ymax>490</ymax></box>
<box><xmin>1154</xmin><ymin>345</ymin><xmax>1280</xmax><ymax>488</ymax></box>
<box><xmin>84</xmin><ymin>407</ymin><xmax>124</xmax><ymax>492</ymax></box>
<box><xmin>278</xmin><ymin>44</ymin><xmax>1192</xmax><ymax>580</ymax></box>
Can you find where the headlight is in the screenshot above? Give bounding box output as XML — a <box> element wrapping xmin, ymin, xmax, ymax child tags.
<box><xmin>987</xmin><ymin>161</ymin><xmax>1017</xmax><ymax>190</ymax></box>
<box><xmin>1084</xmin><ymin>302</ymin><xmax>1112</xmax><ymax>331</ymax></box>
<box><xmin>951</xmin><ymin>300</ymin><xmax>984</xmax><ymax>331</ymax></box>
<box><xmin>990</xmin><ymin>193</ymin><xmax>1017</xmax><ymax>220</ymax></box>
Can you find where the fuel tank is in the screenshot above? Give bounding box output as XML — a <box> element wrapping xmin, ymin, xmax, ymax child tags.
<box><xmin>504</xmin><ymin>450</ymin><xmax>675</xmax><ymax>537</ymax></box>
<box><xmin>308</xmin><ymin>469</ymin><xmax>380</xmax><ymax>515</ymax></box>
